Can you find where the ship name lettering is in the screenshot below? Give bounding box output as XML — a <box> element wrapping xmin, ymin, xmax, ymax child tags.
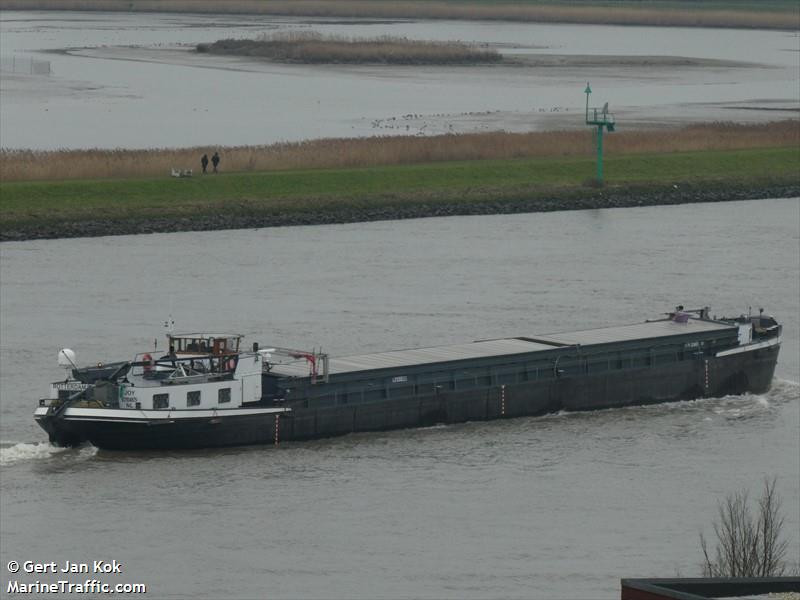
<box><xmin>53</xmin><ymin>382</ymin><xmax>89</xmax><ymax>391</ymax></box>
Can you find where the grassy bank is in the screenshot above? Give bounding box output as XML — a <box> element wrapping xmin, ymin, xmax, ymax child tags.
<box><xmin>3</xmin><ymin>121</ymin><xmax>798</xmax><ymax>182</ymax></box>
<box><xmin>0</xmin><ymin>0</ymin><xmax>797</xmax><ymax>30</ymax></box>
<box><xmin>198</xmin><ymin>32</ymin><xmax>501</xmax><ymax>65</ymax></box>
<box><xmin>2</xmin><ymin>147</ymin><xmax>797</xmax><ymax>237</ymax></box>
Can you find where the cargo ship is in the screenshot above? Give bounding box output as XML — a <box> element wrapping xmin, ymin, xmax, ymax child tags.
<box><xmin>35</xmin><ymin>306</ymin><xmax>781</xmax><ymax>450</ymax></box>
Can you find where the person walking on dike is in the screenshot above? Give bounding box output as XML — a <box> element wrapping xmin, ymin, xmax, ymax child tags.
<box><xmin>212</xmin><ymin>151</ymin><xmax>220</xmax><ymax>174</ymax></box>
<box><xmin>201</xmin><ymin>153</ymin><xmax>209</xmax><ymax>174</ymax></box>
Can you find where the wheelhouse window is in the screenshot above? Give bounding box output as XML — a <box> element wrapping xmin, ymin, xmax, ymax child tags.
<box><xmin>218</xmin><ymin>388</ymin><xmax>231</xmax><ymax>404</ymax></box>
<box><xmin>187</xmin><ymin>391</ymin><xmax>201</xmax><ymax>407</ymax></box>
<box><xmin>167</xmin><ymin>334</ymin><xmax>242</xmax><ymax>355</ymax></box>
<box><xmin>153</xmin><ymin>393</ymin><xmax>169</xmax><ymax>409</ymax></box>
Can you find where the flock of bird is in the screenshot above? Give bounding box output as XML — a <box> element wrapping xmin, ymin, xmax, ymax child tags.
<box><xmin>366</xmin><ymin>107</ymin><xmax>571</xmax><ymax>134</ymax></box>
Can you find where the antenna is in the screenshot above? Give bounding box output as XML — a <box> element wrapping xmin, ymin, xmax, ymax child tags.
<box><xmin>163</xmin><ymin>296</ymin><xmax>175</xmax><ymax>334</ymax></box>
<box><xmin>584</xmin><ymin>82</ymin><xmax>591</xmax><ymax>122</ymax></box>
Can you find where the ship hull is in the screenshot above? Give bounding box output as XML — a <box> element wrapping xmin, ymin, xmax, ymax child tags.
<box><xmin>36</xmin><ymin>341</ymin><xmax>779</xmax><ymax>450</ymax></box>
<box><xmin>282</xmin><ymin>341</ymin><xmax>778</xmax><ymax>441</ymax></box>
<box><xmin>35</xmin><ymin>407</ymin><xmax>287</xmax><ymax>450</ymax></box>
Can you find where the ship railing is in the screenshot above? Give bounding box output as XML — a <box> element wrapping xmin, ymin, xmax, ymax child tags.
<box><xmin>165</xmin><ymin>362</ymin><xmax>219</xmax><ymax>382</ymax></box>
<box><xmin>586</xmin><ymin>107</ymin><xmax>615</xmax><ymax>126</ymax></box>
<box><xmin>258</xmin><ymin>346</ymin><xmax>329</xmax><ymax>383</ymax></box>
<box><xmin>753</xmin><ymin>323</ymin><xmax>781</xmax><ymax>341</ymax></box>
<box><xmin>131</xmin><ymin>351</ymin><xmax>239</xmax><ymax>378</ymax></box>
<box><xmin>39</xmin><ymin>384</ymin><xmax>100</xmax><ymax>416</ymax></box>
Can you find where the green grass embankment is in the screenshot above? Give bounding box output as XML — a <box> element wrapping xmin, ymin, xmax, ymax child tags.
<box><xmin>1</xmin><ymin>147</ymin><xmax>798</xmax><ymax>238</ymax></box>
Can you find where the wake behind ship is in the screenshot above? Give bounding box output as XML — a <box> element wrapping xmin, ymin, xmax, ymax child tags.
<box><xmin>35</xmin><ymin>306</ymin><xmax>781</xmax><ymax>450</ymax></box>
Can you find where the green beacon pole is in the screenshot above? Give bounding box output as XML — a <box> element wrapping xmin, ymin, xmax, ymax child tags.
<box><xmin>584</xmin><ymin>82</ymin><xmax>615</xmax><ymax>185</ymax></box>
<box><xmin>597</xmin><ymin>120</ymin><xmax>604</xmax><ymax>182</ymax></box>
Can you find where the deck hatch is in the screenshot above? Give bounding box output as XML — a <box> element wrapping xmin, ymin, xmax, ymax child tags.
<box><xmin>269</xmin><ymin>338</ymin><xmax>554</xmax><ymax>377</ymax></box>
<box><xmin>268</xmin><ymin>318</ymin><xmax>737</xmax><ymax>379</ymax></box>
<box><xmin>527</xmin><ymin>318</ymin><xmax>736</xmax><ymax>347</ymax></box>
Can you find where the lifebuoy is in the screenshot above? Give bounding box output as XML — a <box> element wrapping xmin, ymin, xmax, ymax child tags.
<box><xmin>142</xmin><ymin>353</ymin><xmax>154</xmax><ymax>373</ymax></box>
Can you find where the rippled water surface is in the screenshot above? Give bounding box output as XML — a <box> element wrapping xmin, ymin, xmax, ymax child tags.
<box><xmin>1</xmin><ymin>11</ymin><xmax>798</xmax><ymax>148</ymax></box>
<box><xmin>1</xmin><ymin>199</ymin><xmax>798</xmax><ymax>599</ymax></box>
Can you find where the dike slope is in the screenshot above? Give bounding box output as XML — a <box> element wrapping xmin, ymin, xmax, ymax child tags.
<box><xmin>2</xmin><ymin>182</ymin><xmax>797</xmax><ymax>242</ymax></box>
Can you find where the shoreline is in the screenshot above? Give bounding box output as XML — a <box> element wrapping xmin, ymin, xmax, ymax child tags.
<box><xmin>0</xmin><ymin>1</ymin><xmax>796</xmax><ymax>30</ymax></box>
<box><xmin>4</xmin><ymin>122</ymin><xmax>797</xmax><ymax>182</ymax></box>
<box><xmin>3</xmin><ymin>181</ymin><xmax>797</xmax><ymax>242</ymax></box>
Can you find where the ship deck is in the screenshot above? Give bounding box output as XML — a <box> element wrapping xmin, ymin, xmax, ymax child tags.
<box><xmin>268</xmin><ymin>318</ymin><xmax>737</xmax><ymax>378</ymax></box>
<box><xmin>524</xmin><ymin>317</ymin><xmax>733</xmax><ymax>346</ymax></box>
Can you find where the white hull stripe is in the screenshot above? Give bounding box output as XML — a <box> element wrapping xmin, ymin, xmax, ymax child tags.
<box><xmin>35</xmin><ymin>406</ymin><xmax>289</xmax><ymax>421</ymax></box>
<box><xmin>716</xmin><ymin>336</ymin><xmax>781</xmax><ymax>357</ymax></box>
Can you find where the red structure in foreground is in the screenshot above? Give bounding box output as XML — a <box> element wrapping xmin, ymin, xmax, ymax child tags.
<box><xmin>621</xmin><ymin>577</ymin><xmax>800</xmax><ymax>600</ymax></box>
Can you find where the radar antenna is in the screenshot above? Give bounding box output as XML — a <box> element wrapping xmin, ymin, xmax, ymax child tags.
<box><xmin>58</xmin><ymin>348</ymin><xmax>78</xmax><ymax>375</ymax></box>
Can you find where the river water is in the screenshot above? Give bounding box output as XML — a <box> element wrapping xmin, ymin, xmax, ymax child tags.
<box><xmin>1</xmin><ymin>198</ymin><xmax>798</xmax><ymax>598</ymax></box>
<box><xmin>1</xmin><ymin>10</ymin><xmax>798</xmax><ymax>149</ymax></box>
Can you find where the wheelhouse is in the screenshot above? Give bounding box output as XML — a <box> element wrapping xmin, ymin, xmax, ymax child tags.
<box><xmin>167</xmin><ymin>333</ymin><xmax>243</xmax><ymax>356</ymax></box>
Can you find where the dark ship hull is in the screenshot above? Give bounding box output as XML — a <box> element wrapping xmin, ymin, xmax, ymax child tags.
<box><xmin>36</xmin><ymin>310</ymin><xmax>781</xmax><ymax>451</ymax></box>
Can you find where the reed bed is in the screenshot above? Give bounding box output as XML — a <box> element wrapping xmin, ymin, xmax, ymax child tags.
<box><xmin>197</xmin><ymin>32</ymin><xmax>501</xmax><ymax>65</ymax></box>
<box><xmin>1</xmin><ymin>0</ymin><xmax>796</xmax><ymax>30</ymax></box>
<box><xmin>2</xmin><ymin>121</ymin><xmax>797</xmax><ymax>183</ymax></box>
